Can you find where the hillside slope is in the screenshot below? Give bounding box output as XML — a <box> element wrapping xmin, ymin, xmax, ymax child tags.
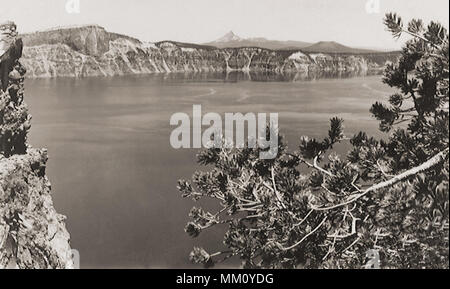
<box><xmin>302</xmin><ymin>41</ymin><xmax>380</xmax><ymax>53</ymax></box>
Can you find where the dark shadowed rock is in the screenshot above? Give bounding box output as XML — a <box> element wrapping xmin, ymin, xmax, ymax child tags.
<box><xmin>1</xmin><ymin>21</ymin><xmax>23</xmax><ymax>91</ymax></box>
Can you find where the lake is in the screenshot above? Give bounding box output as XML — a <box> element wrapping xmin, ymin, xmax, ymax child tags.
<box><xmin>25</xmin><ymin>72</ymin><xmax>394</xmax><ymax>268</ymax></box>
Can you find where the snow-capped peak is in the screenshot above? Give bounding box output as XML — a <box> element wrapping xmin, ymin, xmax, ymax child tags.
<box><xmin>214</xmin><ymin>31</ymin><xmax>242</xmax><ymax>42</ymax></box>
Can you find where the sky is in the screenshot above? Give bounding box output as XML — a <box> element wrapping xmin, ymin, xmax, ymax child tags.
<box><xmin>0</xmin><ymin>0</ymin><xmax>449</xmax><ymax>49</ymax></box>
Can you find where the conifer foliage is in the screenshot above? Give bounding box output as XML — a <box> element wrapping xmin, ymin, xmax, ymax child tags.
<box><xmin>178</xmin><ymin>14</ymin><xmax>449</xmax><ymax>269</ymax></box>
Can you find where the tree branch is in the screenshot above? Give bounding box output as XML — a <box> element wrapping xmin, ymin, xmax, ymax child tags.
<box><xmin>281</xmin><ymin>217</ymin><xmax>328</xmax><ymax>251</ymax></box>
<box><xmin>312</xmin><ymin>148</ymin><xmax>449</xmax><ymax>211</ymax></box>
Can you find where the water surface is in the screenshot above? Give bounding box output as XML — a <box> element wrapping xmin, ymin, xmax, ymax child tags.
<box><xmin>25</xmin><ymin>72</ymin><xmax>394</xmax><ymax>268</ymax></box>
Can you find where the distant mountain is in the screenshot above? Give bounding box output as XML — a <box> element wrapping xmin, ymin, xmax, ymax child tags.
<box><xmin>205</xmin><ymin>31</ymin><xmax>312</xmax><ymax>50</ymax></box>
<box><xmin>302</xmin><ymin>41</ymin><xmax>380</xmax><ymax>54</ymax></box>
<box><xmin>213</xmin><ymin>31</ymin><xmax>243</xmax><ymax>42</ymax></box>
<box><xmin>206</xmin><ymin>32</ymin><xmax>384</xmax><ymax>53</ymax></box>
<box><xmin>18</xmin><ymin>25</ymin><xmax>400</xmax><ymax>78</ymax></box>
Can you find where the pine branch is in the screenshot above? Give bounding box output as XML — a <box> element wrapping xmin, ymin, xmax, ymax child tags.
<box><xmin>312</xmin><ymin>148</ymin><xmax>449</xmax><ymax>211</ymax></box>
<box><xmin>280</xmin><ymin>217</ymin><xmax>328</xmax><ymax>251</ymax></box>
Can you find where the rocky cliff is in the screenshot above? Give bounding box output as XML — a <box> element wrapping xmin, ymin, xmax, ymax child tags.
<box><xmin>20</xmin><ymin>25</ymin><xmax>400</xmax><ymax>78</ymax></box>
<box><xmin>0</xmin><ymin>21</ymin><xmax>73</xmax><ymax>269</ymax></box>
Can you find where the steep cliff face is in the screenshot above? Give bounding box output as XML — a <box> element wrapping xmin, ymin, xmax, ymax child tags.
<box><xmin>1</xmin><ymin>21</ymin><xmax>73</xmax><ymax>269</ymax></box>
<box><xmin>20</xmin><ymin>26</ymin><xmax>400</xmax><ymax>78</ymax></box>
<box><xmin>21</xmin><ymin>25</ymin><xmax>141</xmax><ymax>57</ymax></box>
<box><xmin>0</xmin><ymin>149</ymin><xmax>73</xmax><ymax>269</ymax></box>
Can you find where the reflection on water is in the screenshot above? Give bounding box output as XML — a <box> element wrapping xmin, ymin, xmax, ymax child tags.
<box><xmin>25</xmin><ymin>73</ymin><xmax>394</xmax><ymax>268</ymax></box>
<box><xmin>143</xmin><ymin>70</ymin><xmax>383</xmax><ymax>83</ymax></box>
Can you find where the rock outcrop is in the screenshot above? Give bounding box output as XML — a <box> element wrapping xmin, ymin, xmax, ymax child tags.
<box><xmin>22</xmin><ymin>25</ymin><xmax>140</xmax><ymax>58</ymax></box>
<box><xmin>0</xmin><ymin>21</ymin><xmax>23</xmax><ymax>91</ymax></box>
<box><xmin>0</xmin><ymin>21</ymin><xmax>73</xmax><ymax>269</ymax></box>
<box><xmin>19</xmin><ymin>26</ymin><xmax>400</xmax><ymax>78</ymax></box>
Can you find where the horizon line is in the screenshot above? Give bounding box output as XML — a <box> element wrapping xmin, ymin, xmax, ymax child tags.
<box><xmin>14</xmin><ymin>22</ymin><xmax>404</xmax><ymax>52</ymax></box>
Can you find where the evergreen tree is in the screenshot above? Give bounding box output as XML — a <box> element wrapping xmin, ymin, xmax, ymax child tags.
<box><xmin>178</xmin><ymin>13</ymin><xmax>449</xmax><ymax>269</ymax></box>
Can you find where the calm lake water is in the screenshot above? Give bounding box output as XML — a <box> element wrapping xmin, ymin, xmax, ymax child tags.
<box><xmin>25</xmin><ymin>72</ymin><xmax>394</xmax><ymax>268</ymax></box>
